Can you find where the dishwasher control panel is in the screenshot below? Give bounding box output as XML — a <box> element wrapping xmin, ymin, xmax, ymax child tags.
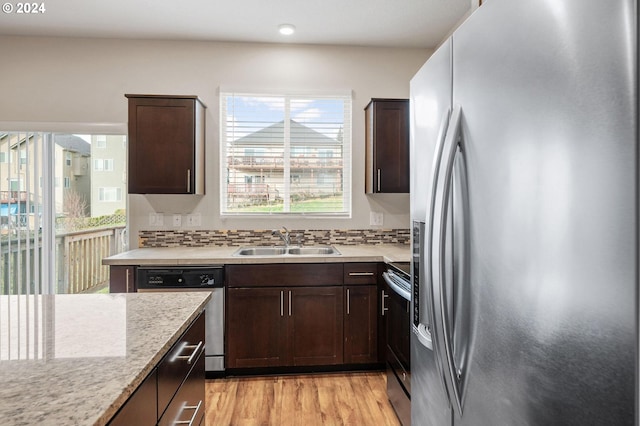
<box><xmin>137</xmin><ymin>266</ymin><xmax>224</xmax><ymax>289</ymax></box>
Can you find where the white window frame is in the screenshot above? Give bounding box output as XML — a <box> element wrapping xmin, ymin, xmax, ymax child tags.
<box><xmin>95</xmin><ymin>135</ymin><xmax>107</xmax><ymax>149</ymax></box>
<box><xmin>94</xmin><ymin>158</ymin><xmax>114</xmax><ymax>171</ymax></box>
<box><xmin>98</xmin><ymin>187</ymin><xmax>122</xmax><ymax>202</ymax></box>
<box><xmin>219</xmin><ymin>89</ymin><xmax>352</xmax><ymax>217</ymax></box>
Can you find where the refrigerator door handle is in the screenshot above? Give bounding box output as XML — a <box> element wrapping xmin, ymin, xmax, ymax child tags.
<box><xmin>416</xmin><ymin>108</ymin><xmax>451</xmax><ymax>350</ymax></box>
<box><xmin>431</xmin><ymin>104</ymin><xmax>465</xmax><ymax>416</ymax></box>
<box><xmin>421</xmin><ymin>107</ymin><xmax>455</xmax><ymax>405</ymax></box>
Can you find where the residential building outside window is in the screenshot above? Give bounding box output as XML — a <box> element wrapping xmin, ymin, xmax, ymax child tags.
<box><xmin>220</xmin><ymin>90</ymin><xmax>352</xmax><ymax>216</ymax></box>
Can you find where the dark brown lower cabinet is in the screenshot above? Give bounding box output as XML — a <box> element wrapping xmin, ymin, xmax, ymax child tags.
<box><xmin>108</xmin><ymin>312</ymin><xmax>205</xmax><ymax>425</ymax></box>
<box><xmin>226</xmin><ymin>287</ymin><xmax>288</xmax><ymax>368</ymax></box>
<box><xmin>344</xmin><ymin>285</ymin><xmax>378</xmax><ymax>364</ymax></box>
<box><xmin>289</xmin><ymin>286</ymin><xmax>343</xmax><ymax>366</ymax></box>
<box><xmin>226</xmin><ymin>286</ymin><xmax>343</xmax><ymax>368</ymax></box>
<box><xmin>108</xmin><ymin>369</ymin><xmax>157</xmax><ymax>426</ymax></box>
<box><xmin>109</xmin><ymin>265</ymin><xmax>136</xmax><ymax>293</ymax></box>
<box><xmin>226</xmin><ymin>262</ymin><xmax>382</xmax><ymax>371</ymax></box>
<box><xmin>158</xmin><ymin>350</ymin><xmax>205</xmax><ymax>426</ymax></box>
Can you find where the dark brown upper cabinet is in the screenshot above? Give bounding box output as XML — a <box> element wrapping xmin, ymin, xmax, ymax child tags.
<box><xmin>365</xmin><ymin>98</ymin><xmax>410</xmax><ymax>194</ymax></box>
<box><xmin>126</xmin><ymin>94</ymin><xmax>206</xmax><ymax>194</ymax></box>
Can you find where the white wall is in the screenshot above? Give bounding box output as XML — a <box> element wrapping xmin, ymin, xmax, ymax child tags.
<box><xmin>0</xmin><ymin>36</ymin><xmax>431</xmax><ymax>247</ymax></box>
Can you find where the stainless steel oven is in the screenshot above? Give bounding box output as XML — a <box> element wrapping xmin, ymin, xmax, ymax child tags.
<box><xmin>136</xmin><ymin>266</ymin><xmax>225</xmax><ymax>375</ymax></box>
<box><xmin>383</xmin><ymin>261</ymin><xmax>412</xmax><ymax>426</ymax></box>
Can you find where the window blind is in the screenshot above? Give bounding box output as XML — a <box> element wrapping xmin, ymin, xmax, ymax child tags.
<box><xmin>220</xmin><ymin>91</ymin><xmax>352</xmax><ymax>216</ymax></box>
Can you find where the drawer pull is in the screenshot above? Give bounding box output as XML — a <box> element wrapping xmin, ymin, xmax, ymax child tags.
<box><xmin>173</xmin><ymin>341</ymin><xmax>203</xmax><ymax>365</ymax></box>
<box><xmin>174</xmin><ymin>400</ymin><xmax>202</xmax><ymax>426</ymax></box>
<box><xmin>349</xmin><ymin>272</ymin><xmax>374</xmax><ymax>276</ymax></box>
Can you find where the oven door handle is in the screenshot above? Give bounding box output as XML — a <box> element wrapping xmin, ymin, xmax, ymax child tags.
<box><xmin>382</xmin><ymin>272</ymin><xmax>411</xmax><ymax>302</ymax></box>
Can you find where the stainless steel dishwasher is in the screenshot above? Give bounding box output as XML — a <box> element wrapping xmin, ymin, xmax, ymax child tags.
<box><xmin>136</xmin><ymin>266</ymin><xmax>225</xmax><ymax>376</ymax></box>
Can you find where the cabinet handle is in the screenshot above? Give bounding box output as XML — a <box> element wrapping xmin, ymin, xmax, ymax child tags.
<box><xmin>173</xmin><ymin>400</ymin><xmax>202</xmax><ymax>426</ymax></box>
<box><xmin>186</xmin><ymin>169</ymin><xmax>191</xmax><ymax>193</ymax></box>
<box><xmin>381</xmin><ymin>290</ymin><xmax>389</xmax><ymax>316</ymax></box>
<box><xmin>280</xmin><ymin>290</ymin><xmax>284</xmax><ymax>316</ymax></box>
<box><xmin>346</xmin><ymin>288</ymin><xmax>350</xmax><ymax>315</ymax></box>
<box><xmin>125</xmin><ymin>269</ymin><xmax>130</xmax><ymax>293</ymax></box>
<box><xmin>288</xmin><ymin>290</ymin><xmax>292</xmax><ymax>316</ymax></box>
<box><xmin>173</xmin><ymin>341</ymin><xmax>203</xmax><ymax>365</ymax></box>
<box><xmin>349</xmin><ymin>272</ymin><xmax>374</xmax><ymax>277</ymax></box>
<box><xmin>377</xmin><ymin>168</ymin><xmax>381</xmax><ymax>192</ymax></box>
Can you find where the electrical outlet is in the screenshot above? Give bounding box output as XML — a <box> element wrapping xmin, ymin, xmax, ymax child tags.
<box><xmin>186</xmin><ymin>213</ymin><xmax>201</xmax><ymax>227</ymax></box>
<box><xmin>172</xmin><ymin>214</ymin><xmax>182</xmax><ymax>227</ymax></box>
<box><xmin>370</xmin><ymin>211</ymin><xmax>384</xmax><ymax>226</ymax></box>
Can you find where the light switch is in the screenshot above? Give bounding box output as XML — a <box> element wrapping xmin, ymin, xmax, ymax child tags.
<box><xmin>149</xmin><ymin>213</ymin><xmax>163</xmax><ymax>226</ymax></box>
<box><xmin>186</xmin><ymin>213</ymin><xmax>201</xmax><ymax>227</ymax></box>
<box><xmin>370</xmin><ymin>212</ymin><xmax>384</xmax><ymax>226</ymax></box>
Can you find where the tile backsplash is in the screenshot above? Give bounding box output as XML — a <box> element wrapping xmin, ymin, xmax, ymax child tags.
<box><xmin>139</xmin><ymin>228</ymin><xmax>410</xmax><ymax>248</ymax></box>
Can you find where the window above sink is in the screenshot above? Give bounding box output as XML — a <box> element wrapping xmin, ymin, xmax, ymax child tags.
<box><xmin>220</xmin><ymin>90</ymin><xmax>352</xmax><ymax>218</ymax></box>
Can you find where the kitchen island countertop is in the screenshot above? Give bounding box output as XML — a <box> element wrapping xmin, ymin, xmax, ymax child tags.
<box><xmin>102</xmin><ymin>243</ymin><xmax>410</xmax><ymax>266</ymax></box>
<box><xmin>0</xmin><ymin>292</ymin><xmax>210</xmax><ymax>426</ymax></box>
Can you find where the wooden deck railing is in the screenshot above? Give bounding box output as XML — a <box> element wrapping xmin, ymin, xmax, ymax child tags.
<box><xmin>0</xmin><ymin>225</ymin><xmax>126</xmax><ymax>295</ymax></box>
<box><xmin>62</xmin><ymin>228</ymin><xmax>123</xmax><ymax>294</ymax></box>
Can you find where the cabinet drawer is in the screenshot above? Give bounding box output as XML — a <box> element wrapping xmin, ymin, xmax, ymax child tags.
<box><xmin>157</xmin><ymin>312</ymin><xmax>205</xmax><ymax>419</ymax></box>
<box><xmin>108</xmin><ymin>369</ymin><xmax>157</xmax><ymax>426</ymax></box>
<box><xmin>344</xmin><ymin>263</ymin><xmax>378</xmax><ymax>285</ymax></box>
<box><xmin>158</xmin><ymin>350</ymin><xmax>205</xmax><ymax>426</ymax></box>
<box><xmin>227</xmin><ymin>263</ymin><xmax>343</xmax><ymax>287</ymax></box>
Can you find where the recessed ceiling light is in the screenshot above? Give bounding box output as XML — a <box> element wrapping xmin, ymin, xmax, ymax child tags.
<box><xmin>278</xmin><ymin>24</ymin><xmax>296</xmax><ymax>36</ymax></box>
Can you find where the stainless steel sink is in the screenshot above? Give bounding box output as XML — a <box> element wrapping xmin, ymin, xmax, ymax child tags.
<box><xmin>233</xmin><ymin>247</ymin><xmax>287</xmax><ymax>256</ymax></box>
<box><xmin>233</xmin><ymin>245</ymin><xmax>340</xmax><ymax>256</ymax></box>
<box><xmin>287</xmin><ymin>246</ymin><xmax>340</xmax><ymax>255</ymax></box>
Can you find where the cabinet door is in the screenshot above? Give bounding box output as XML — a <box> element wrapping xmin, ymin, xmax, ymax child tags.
<box><xmin>108</xmin><ymin>369</ymin><xmax>157</xmax><ymax>426</ymax></box>
<box><xmin>109</xmin><ymin>265</ymin><xmax>135</xmax><ymax>293</ymax></box>
<box><xmin>365</xmin><ymin>99</ymin><xmax>410</xmax><ymax>193</ymax></box>
<box><xmin>226</xmin><ymin>287</ymin><xmax>288</xmax><ymax>368</ymax></box>
<box><xmin>127</xmin><ymin>96</ymin><xmax>204</xmax><ymax>194</ymax></box>
<box><xmin>288</xmin><ymin>286</ymin><xmax>344</xmax><ymax>366</ymax></box>
<box><xmin>344</xmin><ymin>285</ymin><xmax>378</xmax><ymax>364</ymax></box>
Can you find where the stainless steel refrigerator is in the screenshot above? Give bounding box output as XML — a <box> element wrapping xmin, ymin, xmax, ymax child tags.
<box><xmin>409</xmin><ymin>1</ymin><xmax>637</xmax><ymax>425</ymax></box>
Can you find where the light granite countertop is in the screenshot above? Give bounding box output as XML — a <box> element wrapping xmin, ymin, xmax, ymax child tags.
<box><xmin>0</xmin><ymin>292</ymin><xmax>211</xmax><ymax>426</ymax></box>
<box><xmin>102</xmin><ymin>243</ymin><xmax>411</xmax><ymax>266</ymax></box>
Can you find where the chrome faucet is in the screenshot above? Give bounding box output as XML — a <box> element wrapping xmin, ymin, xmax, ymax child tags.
<box><xmin>272</xmin><ymin>226</ymin><xmax>291</xmax><ymax>247</ymax></box>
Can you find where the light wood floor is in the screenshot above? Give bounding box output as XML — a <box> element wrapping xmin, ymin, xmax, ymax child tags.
<box><xmin>205</xmin><ymin>371</ymin><xmax>401</xmax><ymax>426</ymax></box>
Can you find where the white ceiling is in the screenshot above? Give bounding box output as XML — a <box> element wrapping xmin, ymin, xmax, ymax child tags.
<box><xmin>0</xmin><ymin>0</ymin><xmax>474</xmax><ymax>48</ymax></box>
